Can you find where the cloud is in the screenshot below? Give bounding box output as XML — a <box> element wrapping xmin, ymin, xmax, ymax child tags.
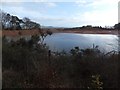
<box><xmin>1</xmin><ymin>2</ymin><xmax>57</xmax><ymax>19</ymax></box>
<box><xmin>1</xmin><ymin>2</ymin><xmax>23</xmax><ymax>8</ymax></box>
<box><xmin>1</xmin><ymin>0</ymin><xmax>24</xmax><ymax>2</ymax></box>
<box><xmin>1</xmin><ymin>1</ymin><xmax>118</xmax><ymax>27</ymax></box>
<box><xmin>71</xmin><ymin>8</ymin><xmax>118</xmax><ymax>26</ymax></box>
<box><xmin>37</xmin><ymin>7</ymin><xmax>117</xmax><ymax>27</ymax></box>
<box><xmin>1</xmin><ymin>0</ymin><xmax>76</xmax><ymax>2</ymax></box>
<box><xmin>46</xmin><ymin>2</ymin><xmax>57</xmax><ymax>7</ymax></box>
<box><xmin>74</xmin><ymin>0</ymin><xmax>118</xmax><ymax>26</ymax></box>
<box><xmin>75</xmin><ymin>0</ymin><xmax>92</xmax><ymax>6</ymax></box>
<box><xmin>88</xmin><ymin>0</ymin><xmax>118</xmax><ymax>9</ymax></box>
<box><xmin>31</xmin><ymin>6</ymin><xmax>118</xmax><ymax>27</ymax></box>
<box><xmin>75</xmin><ymin>0</ymin><xmax>119</xmax><ymax>8</ymax></box>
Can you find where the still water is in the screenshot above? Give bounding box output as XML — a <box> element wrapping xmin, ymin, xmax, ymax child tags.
<box><xmin>6</xmin><ymin>33</ymin><xmax>119</xmax><ymax>53</ymax></box>
<box><xmin>44</xmin><ymin>33</ymin><xmax>118</xmax><ymax>53</ymax></box>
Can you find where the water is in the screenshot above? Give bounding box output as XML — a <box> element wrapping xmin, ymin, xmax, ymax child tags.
<box><xmin>5</xmin><ymin>33</ymin><xmax>119</xmax><ymax>53</ymax></box>
<box><xmin>44</xmin><ymin>33</ymin><xmax>118</xmax><ymax>53</ymax></box>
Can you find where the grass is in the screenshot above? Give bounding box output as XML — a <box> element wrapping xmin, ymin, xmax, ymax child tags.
<box><xmin>2</xmin><ymin>34</ymin><xmax>119</xmax><ymax>88</ymax></box>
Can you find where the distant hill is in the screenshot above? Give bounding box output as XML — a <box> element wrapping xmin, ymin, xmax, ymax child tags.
<box><xmin>41</xmin><ymin>25</ymin><xmax>65</xmax><ymax>29</ymax></box>
<box><xmin>41</xmin><ymin>26</ymin><xmax>55</xmax><ymax>29</ymax></box>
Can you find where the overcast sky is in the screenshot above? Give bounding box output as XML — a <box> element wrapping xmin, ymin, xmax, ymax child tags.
<box><xmin>1</xmin><ymin>0</ymin><xmax>119</xmax><ymax>27</ymax></box>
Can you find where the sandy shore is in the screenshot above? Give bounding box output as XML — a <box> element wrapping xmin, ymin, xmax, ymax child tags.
<box><xmin>1</xmin><ymin>29</ymin><xmax>119</xmax><ymax>37</ymax></box>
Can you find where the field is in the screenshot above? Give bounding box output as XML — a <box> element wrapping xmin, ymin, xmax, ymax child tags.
<box><xmin>1</xmin><ymin>29</ymin><xmax>118</xmax><ymax>37</ymax></box>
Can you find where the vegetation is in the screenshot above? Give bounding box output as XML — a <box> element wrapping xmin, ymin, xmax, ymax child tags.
<box><xmin>2</xmin><ymin>34</ymin><xmax>119</xmax><ymax>88</ymax></box>
<box><xmin>63</xmin><ymin>25</ymin><xmax>117</xmax><ymax>30</ymax></box>
<box><xmin>1</xmin><ymin>10</ymin><xmax>120</xmax><ymax>31</ymax></box>
<box><xmin>114</xmin><ymin>23</ymin><xmax>120</xmax><ymax>30</ymax></box>
<box><xmin>1</xmin><ymin>10</ymin><xmax>119</xmax><ymax>89</ymax></box>
<box><xmin>0</xmin><ymin>10</ymin><xmax>40</xmax><ymax>30</ymax></box>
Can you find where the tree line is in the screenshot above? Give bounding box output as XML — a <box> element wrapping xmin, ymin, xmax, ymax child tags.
<box><xmin>1</xmin><ymin>10</ymin><xmax>120</xmax><ymax>30</ymax></box>
<box><xmin>0</xmin><ymin>10</ymin><xmax>41</xmax><ymax>30</ymax></box>
<box><xmin>114</xmin><ymin>23</ymin><xmax>120</xmax><ymax>30</ymax></box>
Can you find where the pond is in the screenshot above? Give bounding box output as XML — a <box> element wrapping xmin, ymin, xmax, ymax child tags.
<box><xmin>5</xmin><ymin>33</ymin><xmax>119</xmax><ymax>53</ymax></box>
<box><xmin>44</xmin><ymin>33</ymin><xmax>119</xmax><ymax>53</ymax></box>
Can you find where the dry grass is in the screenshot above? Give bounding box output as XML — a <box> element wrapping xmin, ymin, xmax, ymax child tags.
<box><xmin>2</xmin><ymin>34</ymin><xmax>119</xmax><ymax>88</ymax></box>
<box><xmin>2</xmin><ymin>28</ymin><xmax>118</xmax><ymax>37</ymax></box>
<box><xmin>2</xmin><ymin>29</ymin><xmax>41</xmax><ymax>37</ymax></box>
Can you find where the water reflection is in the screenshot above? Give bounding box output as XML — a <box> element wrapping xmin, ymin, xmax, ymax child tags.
<box><xmin>44</xmin><ymin>33</ymin><xmax>118</xmax><ymax>53</ymax></box>
<box><xmin>5</xmin><ymin>33</ymin><xmax>119</xmax><ymax>53</ymax></box>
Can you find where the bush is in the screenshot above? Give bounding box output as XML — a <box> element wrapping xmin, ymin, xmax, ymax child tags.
<box><xmin>2</xmin><ymin>35</ymin><xmax>119</xmax><ymax>88</ymax></box>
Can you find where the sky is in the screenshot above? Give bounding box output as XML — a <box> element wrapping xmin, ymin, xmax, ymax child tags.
<box><xmin>1</xmin><ymin>0</ymin><xmax>119</xmax><ymax>27</ymax></box>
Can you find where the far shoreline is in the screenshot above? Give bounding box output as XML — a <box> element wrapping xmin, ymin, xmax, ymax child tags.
<box><xmin>1</xmin><ymin>29</ymin><xmax>119</xmax><ymax>37</ymax></box>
